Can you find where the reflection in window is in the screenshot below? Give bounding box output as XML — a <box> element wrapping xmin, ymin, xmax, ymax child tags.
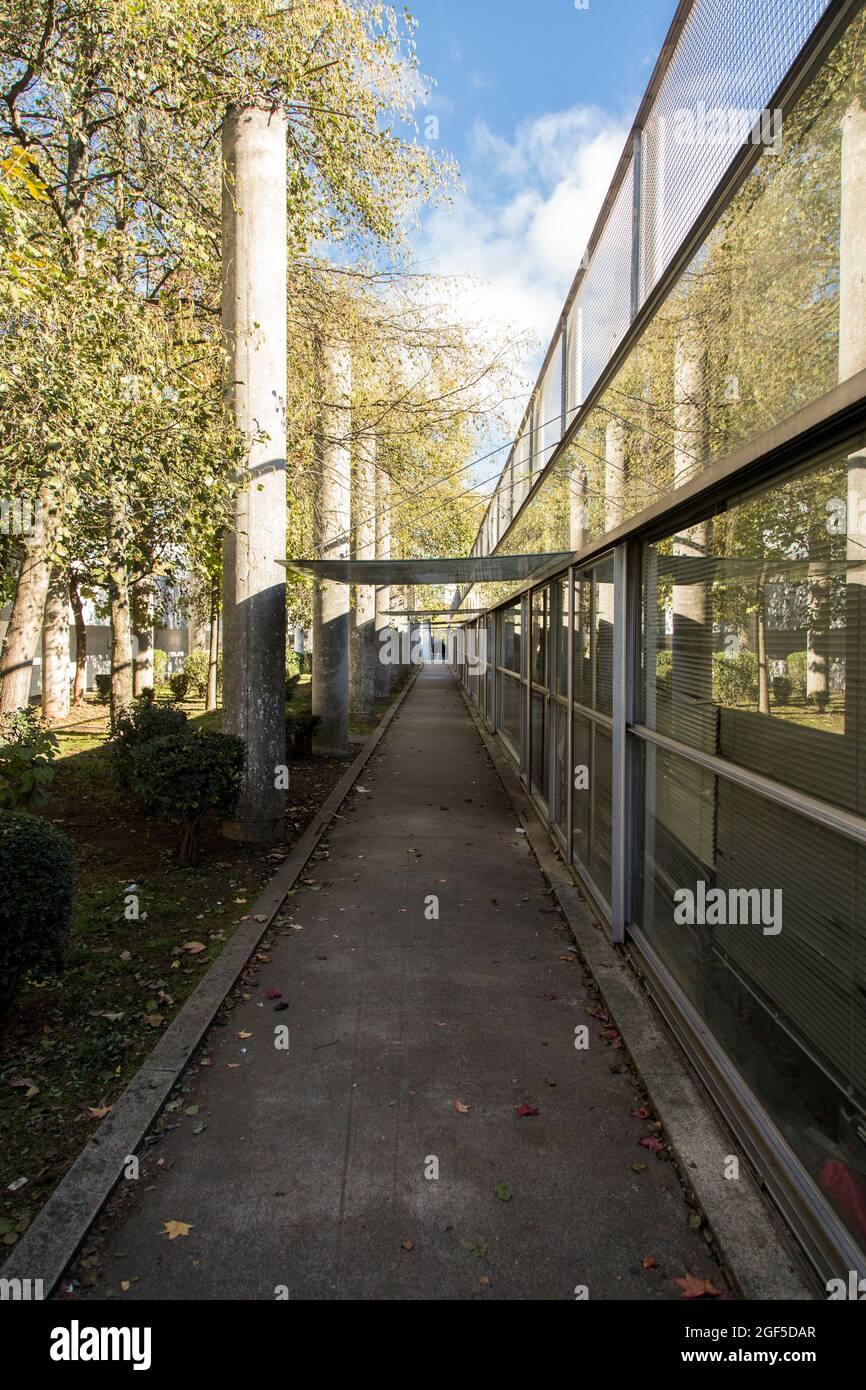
<box><xmin>641</xmin><ymin>451</ymin><xmax>864</xmax><ymax>816</ymax></box>
<box><xmin>635</xmin><ymin>739</ymin><xmax>866</xmax><ymax>1259</ymax></box>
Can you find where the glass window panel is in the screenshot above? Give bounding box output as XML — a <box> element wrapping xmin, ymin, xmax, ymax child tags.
<box><xmin>572</xmin><ymin>711</ymin><xmax>592</xmax><ymax>869</ymax></box>
<box><xmin>531</xmin><ymin>588</ymin><xmax>548</xmax><ymax>687</ymax></box>
<box><xmin>640</xmin><ymin>450</ymin><xmax>864</xmax><ymax>817</ymax></box>
<box><xmin>500</xmin><ymin>673</ymin><xmax>523</xmax><ymax>758</ymax></box>
<box><xmin>531</xmin><ymin>689</ymin><xmax>548</xmax><ymax>801</ymax></box>
<box><xmin>500</xmin><ymin>600</ymin><xmax>523</xmax><ymax>675</ymax></box>
<box><xmin>574</xmin><ymin>557</ymin><xmax>615</xmax><ymax>715</ymax></box>
<box><xmin>554</xmin><ymin>700</ymin><xmax>568</xmax><ymax>834</ymax></box>
<box><xmin>590</xmin><ymin>726</ymin><xmax>613</xmax><ymax>900</ymax></box>
<box><xmin>635</xmin><ymin>738</ymin><xmax>866</xmax><ymax>1259</ymax></box>
<box><xmin>556</xmin><ymin>577</ymin><xmax>569</xmax><ymax>697</ymax></box>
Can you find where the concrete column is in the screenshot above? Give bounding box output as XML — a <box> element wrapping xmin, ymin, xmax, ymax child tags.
<box><xmin>41</xmin><ymin>570</ymin><xmax>70</xmax><ymax>723</ymax></box>
<box><xmin>841</xmin><ymin>96</ymin><xmax>866</xmax><ymax>816</ymax></box>
<box><xmin>375</xmin><ymin>464</ymin><xmax>392</xmax><ymax>698</ymax></box>
<box><xmin>604</xmin><ymin>418</ymin><xmax>626</xmax><ymax>533</ymax></box>
<box><xmin>313</xmin><ymin>339</ymin><xmax>351</xmax><ymax>756</ymax></box>
<box><xmin>670</xmin><ymin>317</ymin><xmax>714</xmax><ymax>864</ymax></box>
<box><xmin>220</xmin><ymin>102</ymin><xmax>288</xmax><ymax>841</ymax></box>
<box><xmin>133</xmin><ymin>628</ymin><xmax>155</xmax><ymax>695</ymax></box>
<box><xmin>569</xmin><ymin>458</ymin><xmax>588</xmax><ymax>551</ymax></box>
<box><xmin>349</xmin><ymin>431</ymin><xmax>377</xmax><ymax>718</ymax></box>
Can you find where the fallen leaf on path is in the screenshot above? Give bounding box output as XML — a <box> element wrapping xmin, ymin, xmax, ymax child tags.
<box><xmin>144</xmin><ymin>1014</ymin><xmax>163</xmax><ymax>1028</ymax></box>
<box><xmin>401</xmin><ymin>1238</ymin><xmax>414</xmax><ymax>1251</ymax></box>
<box><xmin>674</xmin><ymin>1271</ymin><xmax>720</xmax><ymax>1299</ymax></box>
<box><xmin>264</xmin><ymin>989</ymin><xmax>282</xmax><ymax>999</ymax></box>
<box><xmin>87</xmin><ymin>1106</ymin><xmax>112</xmax><ymax>1120</ymax></box>
<box><xmin>514</xmin><ymin>1103</ymin><xmax>539</xmax><ymax>1117</ymax></box>
<box><xmin>120</xmin><ymin>1281</ymin><xmax>130</xmax><ymax>1292</ymax></box>
<box><xmin>10</xmin><ymin>1077</ymin><xmax>39</xmax><ymax>1099</ymax></box>
<box><xmin>236</xmin><ymin>1031</ymin><xmax>252</xmax><ymax>1040</ymax></box>
<box><xmin>460</xmin><ymin>1235</ymin><xmax>488</xmax><ymax>1257</ymax></box>
<box><xmin>182</xmin><ymin>941</ymin><xmax>206</xmax><ymax>954</ymax></box>
<box><xmin>452</xmin><ymin>1099</ymin><xmax>470</xmax><ymax>1114</ymax></box>
<box><xmin>494</xmin><ymin>1183</ymin><xmax>512</xmax><ymax>1202</ymax></box>
<box><xmin>639</xmin><ymin>1136</ymin><xmax>664</xmax><ymax>1153</ymax></box>
<box><xmin>631</xmin><ymin>1107</ymin><xmax>650</xmax><ymax>1119</ymax></box>
<box><xmin>642</xmin><ymin>1256</ymin><xmax>658</xmax><ymax>1269</ymax></box>
<box><xmin>161</xmin><ymin>1221</ymin><xmax>193</xmax><ymax>1241</ymax></box>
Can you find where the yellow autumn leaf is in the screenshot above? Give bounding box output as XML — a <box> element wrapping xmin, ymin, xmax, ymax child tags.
<box><xmin>161</xmin><ymin>1221</ymin><xmax>193</xmax><ymax>1240</ymax></box>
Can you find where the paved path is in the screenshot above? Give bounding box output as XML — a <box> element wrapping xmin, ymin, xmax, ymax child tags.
<box><xmin>69</xmin><ymin>665</ymin><xmax>723</xmax><ymax>1301</ymax></box>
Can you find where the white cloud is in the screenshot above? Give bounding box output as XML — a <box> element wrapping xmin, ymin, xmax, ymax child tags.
<box><xmin>414</xmin><ymin>103</ymin><xmax>629</xmax><ymax>433</ymax></box>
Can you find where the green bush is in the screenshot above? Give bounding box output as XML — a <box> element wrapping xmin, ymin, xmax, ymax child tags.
<box><xmin>286</xmin><ymin>650</ymin><xmax>302</xmax><ymax>679</ymax></box>
<box><xmin>0</xmin><ymin>811</ymin><xmax>75</xmax><ymax>1011</ymax></box>
<box><xmin>655</xmin><ymin>649</ymin><xmax>673</xmax><ymax>684</ymax></box>
<box><xmin>95</xmin><ymin>673</ymin><xmax>112</xmax><ymax>705</ymax></box>
<box><xmin>153</xmin><ymin>648</ymin><xmax>169</xmax><ymax>688</ymax></box>
<box><xmin>0</xmin><ymin>709</ymin><xmax>59</xmax><ymax>811</ymax></box>
<box><xmin>183</xmin><ymin>648</ymin><xmax>210</xmax><ymax>699</ymax></box>
<box><xmin>773</xmin><ymin>676</ymin><xmax>792</xmax><ymax>706</ymax></box>
<box><xmin>110</xmin><ymin>693</ymin><xmax>188</xmax><ymax>787</ymax></box>
<box><xmin>287</xmin><ymin>712</ymin><xmax>319</xmax><ymax>758</ymax></box>
<box><xmin>787</xmin><ymin>650</ymin><xmax>807</xmax><ymax>702</ymax></box>
<box><xmin>130</xmin><ymin>729</ymin><xmax>246</xmax><ymax>864</ymax></box>
<box><xmin>712</xmin><ymin>650</ymin><xmax>759</xmax><ymax>706</ymax></box>
<box><xmin>169</xmin><ymin>671</ymin><xmax>189</xmax><ymax>702</ymax></box>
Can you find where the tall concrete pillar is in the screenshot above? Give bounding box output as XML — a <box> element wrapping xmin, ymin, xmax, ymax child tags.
<box><xmin>133</xmin><ymin>628</ymin><xmax>155</xmax><ymax>695</ymax></box>
<box><xmin>569</xmin><ymin>458</ymin><xmax>588</xmax><ymax>551</ymax></box>
<box><xmin>349</xmin><ymin>432</ymin><xmax>377</xmax><ymax>718</ymax></box>
<box><xmin>41</xmin><ymin>570</ymin><xmax>70</xmax><ymax>723</ymax></box>
<box><xmin>603</xmin><ymin>418</ymin><xmax>626</xmax><ymax>533</ymax></box>
<box><xmin>670</xmin><ymin>316</ymin><xmax>714</xmax><ymax>865</ymax></box>
<box><xmin>841</xmin><ymin>96</ymin><xmax>866</xmax><ymax>816</ymax></box>
<box><xmin>313</xmin><ymin>339</ymin><xmax>351</xmax><ymax>756</ymax></box>
<box><xmin>220</xmin><ymin>102</ymin><xmax>288</xmax><ymax>841</ymax></box>
<box><xmin>375</xmin><ymin>464</ymin><xmax>392</xmax><ymax>698</ymax></box>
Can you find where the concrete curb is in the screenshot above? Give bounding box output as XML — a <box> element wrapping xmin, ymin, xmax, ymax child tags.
<box><xmin>4</xmin><ymin>671</ymin><xmax>419</xmax><ymax>1298</ymax></box>
<box><xmin>455</xmin><ymin>675</ymin><xmax>815</xmax><ymax>1302</ymax></box>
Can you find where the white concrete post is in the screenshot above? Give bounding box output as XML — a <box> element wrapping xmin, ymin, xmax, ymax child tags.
<box><xmin>313</xmin><ymin>339</ymin><xmax>351</xmax><ymax>756</ymax></box>
<box><xmin>375</xmin><ymin>463</ymin><xmax>392</xmax><ymax>697</ymax></box>
<box><xmin>349</xmin><ymin>431</ymin><xmax>378</xmax><ymax>718</ymax></box>
<box><xmin>220</xmin><ymin>102</ymin><xmax>288</xmax><ymax>841</ymax></box>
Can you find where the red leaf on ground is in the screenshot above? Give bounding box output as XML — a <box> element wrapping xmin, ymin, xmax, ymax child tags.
<box><xmin>674</xmin><ymin>1271</ymin><xmax>720</xmax><ymax>1299</ymax></box>
<box><xmin>642</xmin><ymin>1256</ymin><xmax>658</xmax><ymax>1269</ymax></box>
<box><xmin>264</xmin><ymin>989</ymin><xmax>282</xmax><ymax>999</ymax></box>
<box><xmin>452</xmin><ymin>1100</ymin><xmax>470</xmax><ymax>1114</ymax></box>
<box><xmin>514</xmin><ymin>1103</ymin><xmax>539</xmax><ymax>1117</ymax></box>
<box><xmin>631</xmin><ymin>1107</ymin><xmax>650</xmax><ymax>1119</ymax></box>
<box><xmin>639</xmin><ymin>1135</ymin><xmax>664</xmax><ymax>1152</ymax></box>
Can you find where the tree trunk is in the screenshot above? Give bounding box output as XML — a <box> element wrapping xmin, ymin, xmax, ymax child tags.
<box><xmin>107</xmin><ymin>488</ymin><xmax>134</xmax><ymax>719</ymax></box>
<box><xmin>207</xmin><ymin>574</ymin><xmax>219</xmax><ymax>712</ymax></box>
<box><xmin>0</xmin><ymin>484</ymin><xmax>63</xmax><ymax>714</ymax></box>
<box><xmin>41</xmin><ymin>569</ymin><xmax>70</xmax><ymax>723</ymax></box>
<box><xmin>69</xmin><ymin>572</ymin><xmax>88</xmax><ymax>705</ymax></box>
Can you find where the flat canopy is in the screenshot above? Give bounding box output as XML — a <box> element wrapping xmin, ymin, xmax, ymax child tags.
<box><xmin>280</xmin><ymin>554</ymin><xmax>571</xmax><ymax>586</ymax></box>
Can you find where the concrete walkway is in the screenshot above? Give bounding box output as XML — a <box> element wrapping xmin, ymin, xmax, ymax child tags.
<box><xmin>69</xmin><ymin>665</ymin><xmax>724</xmax><ymax>1301</ymax></box>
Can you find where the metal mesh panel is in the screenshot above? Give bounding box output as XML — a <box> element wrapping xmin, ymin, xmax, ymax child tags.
<box><xmin>473</xmin><ymin>0</ymin><xmax>833</xmax><ymax>561</ymax></box>
<box><xmin>537</xmin><ymin>335</ymin><xmax>563</xmax><ymax>474</ymax></box>
<box><xmin>640</xmin><ymin>0</ymin><xmax>832</xmax><ymax>302</ymax></box>
<box><xmin>565</xmin><ymin>300</ymin><xmax>583</xmax><ymax>428</ymax></box>
<box><xmin>578</xmin><ymin>157</ymin><xmax>634</xmax><ymax>401</ymax></box>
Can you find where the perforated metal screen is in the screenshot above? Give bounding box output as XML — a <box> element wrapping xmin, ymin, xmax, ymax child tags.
<box><xmin>471</xmin><ymin>0</ymin><xmax>834</xmax><ymax>562</ymax></box>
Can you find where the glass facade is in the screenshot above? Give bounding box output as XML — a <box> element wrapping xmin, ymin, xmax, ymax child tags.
<box><xmin>454</xmin><ymin>3</ymin><xmax>866</xmax><ymax>1282</ymax></box>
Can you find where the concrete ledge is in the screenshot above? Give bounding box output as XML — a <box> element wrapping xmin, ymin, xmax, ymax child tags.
<box><xmin>456</xmin><ymin>677</ymin><xmax>815</xmax><ymax>1302</ymax></box>
<box><xmin>3</xmin><ymin>671</ymin><xmax>419</xmax><ymax>1299</ymax></box>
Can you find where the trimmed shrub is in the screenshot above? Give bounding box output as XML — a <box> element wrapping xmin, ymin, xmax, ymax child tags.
<box><xmin>286</xmin><ymin>650</ymin><xmax>302</xmax><ymax>679</ymax></box>
<box><xmin>169</xmin><ymin>671</ymin><xmax>189</xmax><ymax>702</ymax></box>
<box><xmin>130</xmin><ymin>729</ymin><xmax>246</xmax><ymax>865</ymax></box>
<box><xmin>655</xmin><ymin>649</ymin><xmax>673</xmax><ymax>684</ymax></box>
<box><xmin>95</xmin><ymin>673</ymin><xmax>112</xmax><ymax>706</ymax></box>
<box><xmin>0</xmin><ymin>811</ymin><xmax>75</xmax><ymax>1011</ymax></box>
<box><xmin>712</xmin><ymin>650</ymin><xmax>759</xmax><ymax>706</ymax></box>
<box><xmin>110</xmin><ymin>694</ymin><xmax>188</xmax><ymax>787</ymax></box>
<box><xmin>773</xmin><ymin>676</ymin><xmax>792</xmax><ymax>706</ymax></box>
<box><xmin>183</xmin><ymin>648</ymin><xmax>210</xmax><ymax>700</ymax></box>
<box><xmin>0</xmin><ymin>709</ymin><xmax>59</xmax><ymax>811</ymax></box>
<box><xmin>787</xmin><ymin>650</ymin><xmax>807</xmax><ymax>702</ymax></box>
<box><xmin>153</xmin><ymin>648</ymin><xmax>169</xmax><ymax>688</ymax></box>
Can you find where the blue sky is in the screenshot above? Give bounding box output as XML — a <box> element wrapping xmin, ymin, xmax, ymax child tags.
<box><xmin>403</xmin><ymin>0</ymin><xmax>677</xmax><ymax>423</ymax></box>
